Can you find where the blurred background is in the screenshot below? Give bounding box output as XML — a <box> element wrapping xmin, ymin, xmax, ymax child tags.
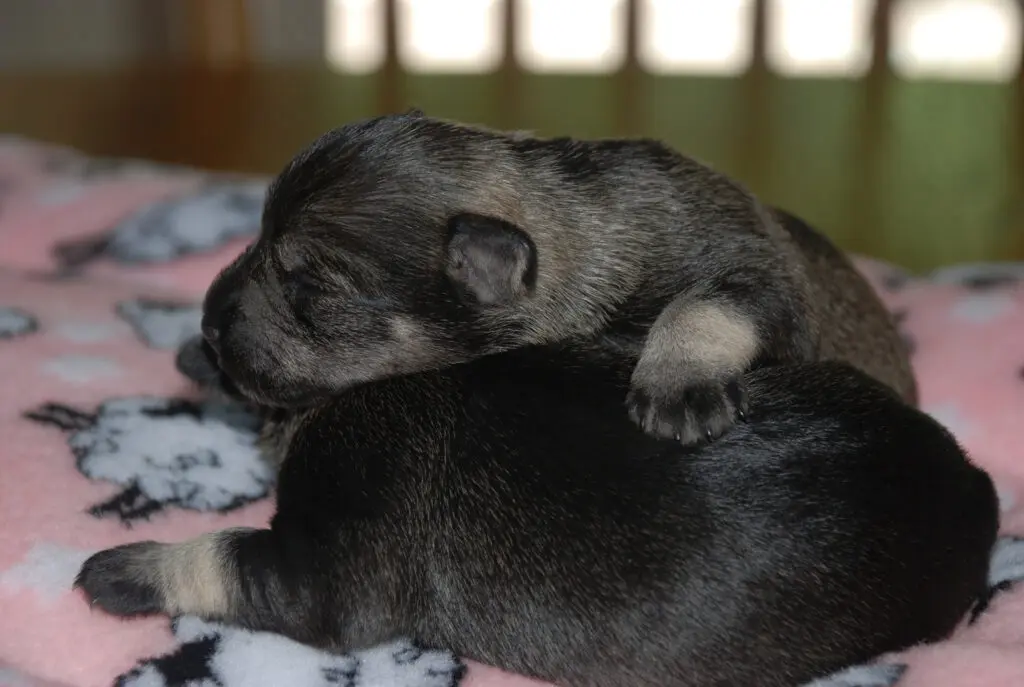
<box><xmin>1</xmin><ymin>0</ymin><xmax>1022</xmax><ymax>271</ymax></box>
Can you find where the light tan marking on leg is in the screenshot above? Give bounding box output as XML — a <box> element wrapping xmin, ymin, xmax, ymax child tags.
<box><xmin>634</xmin><ymin>300</ymin><xmax>759</xmax><ymax>390</ymax></box>
<box><xmin>154</xmin><ymin>528</ymin><xmax>253</xmax><ymax>616</ymax></box>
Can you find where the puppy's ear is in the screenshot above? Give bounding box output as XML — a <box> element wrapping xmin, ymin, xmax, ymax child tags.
<box><xmin>405</xmin><ymin>107</ymin><xmax>426</xmax><ymax>118</ymax></box>
<box><xmin>445</xmin><ymin>214</ymin><xmax>537</xmax><ymax>306</ymax></box>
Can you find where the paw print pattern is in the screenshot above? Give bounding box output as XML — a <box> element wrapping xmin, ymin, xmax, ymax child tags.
<box><xmin>24</xmin><ymin>397</ymin><xmax>270</xmax><ymax>523</ymax></box>
<box><xmin>0</xmin><ymin>306</ymin><xmax>39</xmax><ymax>340</ymax></box>
<box><xmin>800</xmin><ymin>663</ymin><xmax>906</xmax><ymax>687</ymax></box>
<box><xmin>987</xmin><ymin>535</ymin><xmax>1024</xmax><ymax>587</ymax></box>
<box><xmin>104</xmin><ymin>182</ymin><xmax>266</xmax><ymax>264</ymax></box>
<box><xmin>117</xmin><ymin>617</ymin><xmax>465</xmax><ymax>687</ymax></box>
<box><xmin>39</xmin><ymin>149</ymin><xmax>190</xmax><ymax>182</ymax></box>
<box><xmin>969</xmin><ymin>536</ymin><xmax>1024</xmax><ymax>623</ymax></box>
<box><xmin>50</xmin><ymin>181</ymin><xmax>267</xmax><ymax>269</ymax></box>
<box><xmin>116</xmin><ymin>298</ymin><xmax>202</xmax><ymax>350</ymax></box>
<box><xmin>929</xmin><ymin>263</ymin><xmax>1024</xmax><ymax>290</ymax></box>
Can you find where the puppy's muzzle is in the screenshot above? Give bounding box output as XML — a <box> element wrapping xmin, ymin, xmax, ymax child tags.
<box><xmin>176</xmin><ymin>335</ymin><xmax>223</xmax><ymax>386</ymax></box>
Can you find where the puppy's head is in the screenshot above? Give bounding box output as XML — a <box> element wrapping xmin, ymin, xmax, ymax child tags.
<box><xmin>200</xmin><ymin>110</ymin><xmax>542</xmax><ymax>407</ymax></box>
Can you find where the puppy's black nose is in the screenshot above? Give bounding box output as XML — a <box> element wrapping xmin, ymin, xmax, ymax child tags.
<box><xmin>176</xmin><ymin>335</ymin><xmax>221</xmax><ymax>383</ymax></box>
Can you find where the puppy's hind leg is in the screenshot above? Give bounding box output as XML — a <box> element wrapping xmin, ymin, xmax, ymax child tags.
<box><xmin>75</xmin><ymin>528</ymin><xmax>327</xmax><ymax>644</ymax></box>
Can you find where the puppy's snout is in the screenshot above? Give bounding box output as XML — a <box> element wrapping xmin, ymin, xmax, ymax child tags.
<box><xmin>175</xmin><ymin>335</ymin><xmax>221</xmax><ymax>384</ymax></box>
<box><xmin>202</xmin><ymin>258</ymin><xmax>249</xmax><ymax>350</ymax></box>
<box><xmin>201</xmin><ymin>289</ymin><xmax>242</xmax><ymax>357</ymax></box>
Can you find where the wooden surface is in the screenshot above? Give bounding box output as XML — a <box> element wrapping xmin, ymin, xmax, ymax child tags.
<box><xmin>1</xmin><ymin>66</ymin><xmax>1021</xmax><ymax>272</ymax></box>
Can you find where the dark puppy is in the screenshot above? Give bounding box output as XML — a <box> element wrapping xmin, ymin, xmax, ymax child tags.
<box><xmin>197</xmin><ymin>110</ymin><xmax>914</xmax><ymax>445</ymax></box>
<box><xmin>80</xmin><ymin>336</ymin><xmax>996</xmax><ymax>687</ymax></box>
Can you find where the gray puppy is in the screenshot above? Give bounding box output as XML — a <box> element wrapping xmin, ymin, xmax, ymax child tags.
<box><xmin>191</xmin><ymin>110</ymin><xmax>913</xmax><ymax>445</ymax></box>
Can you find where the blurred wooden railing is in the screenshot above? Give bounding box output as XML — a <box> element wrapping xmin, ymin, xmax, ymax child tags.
<box><xmin>181</xmin><ymin>0</ymin><xmax>1022</xmax><ymax>131</ymax></box>
<box><xmin>1</xmin><ymin>0</ymin><xmax>1020</xmax><ymax>270</ymax></box>
<box><xmin>181</xmin><ymin>0</ymin><xmax>999</xmax><ymax>77</ymax></box>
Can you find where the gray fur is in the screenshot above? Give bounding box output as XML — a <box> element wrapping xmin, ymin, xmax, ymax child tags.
<box><xmin>197</xmin><ymin>111</ymin><xmax>914</xmax><ymax>445</ymax></box>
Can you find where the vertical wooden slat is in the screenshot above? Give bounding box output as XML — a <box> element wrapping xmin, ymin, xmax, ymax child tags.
<box><xmin>181</xmin><ymin>0</ymin><xmax>253</xmax><ymax>68</ymax></box>
<box><xmin>377</xmin><ymin>0</ymin><xmax>404</xmax><ymax>113</ymax></box>
<box><xmin>131</xmin><ymin>0</ymin><xmax>181</xmax><ymax>64</ymax></box>
<box><xmin>734</xmin><ymin>0</ymin><xmax>771</xmax><ymax>182</ymax></box>
<box><xmin>497</xmin><ymin>0</ymin><xmax>523</xmax><ymax>129</ymax></box>
<box><xmin>1015</xmin><ymin>1</ymin><xmax>1024</xmax><ymax>246</ymax></box>
<box><xmin>869</xmin><ymin>0</ymin><xmax>893</xmax><ymax>78</ymax></box>
<box><xmin>863</xmin><ymin>0</ymin><xmax>893</xmax><ymax>141</ymax></box>
<box><xmin>614</xmin><ymin>0</ymin><xmax>643</xmax><ymax>137</ymax></box>
<box><xmin>854</xmin><ymin>0</ymin><xmax>895</xmax><ymax>249</ymax></box>
<box><xmin>171</xmin><ymin>0</ymin><xmax>255</xmax><ymax>171</ymax></box>
<box><xmin>749</xmin><ymin>0</ymin><xmax>769</xmax><ymax>75</ymax></box>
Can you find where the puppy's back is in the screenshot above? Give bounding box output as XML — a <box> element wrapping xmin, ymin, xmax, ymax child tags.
<box><xmin>295</xmin><ymin>355</ymin><xmax>995</xmax><ymax>686</ymax></box>
<box><xmin>772</xmin><ymin>209</ymin><xmax>918</xmax><ymax>403</ymax></box>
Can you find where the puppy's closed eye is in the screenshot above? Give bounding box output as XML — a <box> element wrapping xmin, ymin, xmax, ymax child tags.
<box><xmin>283</xmin><ymin>269</ymin><xmax>328</xmax><ymax>300</ymax></box>
<box><xmin>280</xmin><ymin>271</ymin><xmax>332</xmax><ymax>329</ymax></box>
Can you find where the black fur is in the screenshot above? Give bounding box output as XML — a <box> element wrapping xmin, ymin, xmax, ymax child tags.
<box><xmin>80</xmin><ymin>336</ymin><xmax>998</xmax><ymax>687</ymax></box>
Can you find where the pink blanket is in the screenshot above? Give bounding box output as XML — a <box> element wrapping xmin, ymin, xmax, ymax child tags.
<box><xmin>1</xmin><ymin>138</ymin><xmax>1023</xmax><ymax>687</ymax></box>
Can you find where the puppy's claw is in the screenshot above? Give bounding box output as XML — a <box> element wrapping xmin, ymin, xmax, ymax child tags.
<box><xmin>76</xmin><ymin>543</ymin><xmax>165</xmax><ymax>618</ymax></box>
<box><xmin>725</xmin><ymin>380</ymin><xmax>747</xmax><ymax>415</ymax></box>
<box><xmin>626</xmin><ymin>376</ymin><xmax>749</xmax><ymax>447</ymax></box>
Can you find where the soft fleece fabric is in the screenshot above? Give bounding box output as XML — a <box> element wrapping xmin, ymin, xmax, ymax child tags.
<box><xmin>1</xmin><ymin>137</ymin><xmax>1023</xmax><ymax>687</ymax></box>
